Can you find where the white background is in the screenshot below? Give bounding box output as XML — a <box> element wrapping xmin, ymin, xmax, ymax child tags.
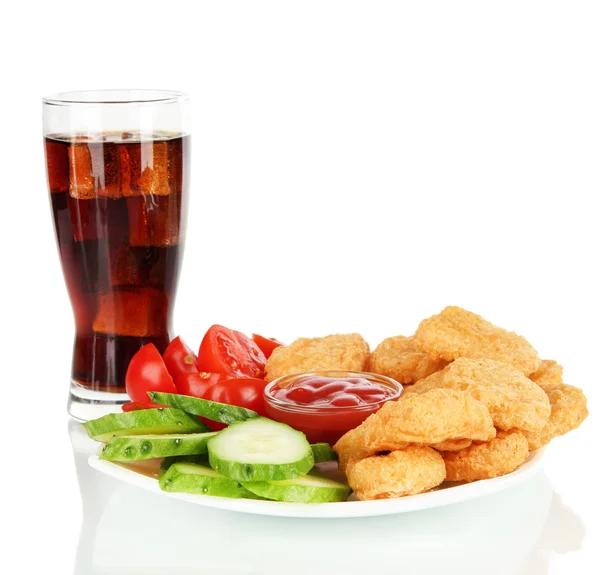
<box><xmin>1</xmin><ymin>1</ymin><xmax>599</xmax><ymax>573</ymax></box>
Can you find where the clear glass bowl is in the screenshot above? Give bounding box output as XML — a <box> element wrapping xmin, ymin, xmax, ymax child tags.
<box><xmin>263</xmin><ymin>370</ymin><xmax>402</xmax><ymax>445</ymax></box>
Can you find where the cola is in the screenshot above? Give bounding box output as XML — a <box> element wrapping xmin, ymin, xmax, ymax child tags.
<box><xmin>45</xmin><ymin>133</ymin><xmax>190</xmax><ymax>392</ymax></box>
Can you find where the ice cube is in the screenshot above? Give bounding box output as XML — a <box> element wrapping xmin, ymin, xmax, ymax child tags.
<box><xmin>68</xmin><ymin>195</ymin><xmax>105</xmax><ymax>242</ymax></box>
<box><xmin>68</xmin><ymin>142</ymin><xmax>122</xmax><ymax>199</ymax></box>
<box><xmin>121</xmin><ymin>141</ymin><xmax>170</xmax><ymax>196</ymax></box>
<box><xmin>127</xmin><ymin>193</ymin><xmax>181</xmax><ymax>247</ymax></box>
<box><xmin>68</xmin><ymin>143</ymin><xmax>96</xmax><ymax>199</ymax></box>
<box><xmin>107</xmin><ymin>242</ymin><xmax>147</xmax><ymax>287</ymax></box>
<box><xmin>103</xmin><ymin>196</ymin><xmax>130</xmax><ymax>244</ymax></box>
<box><xmin>92</xmin><ymin>288</ymin><xmax>168</xmax><ymax>337</ymax></box>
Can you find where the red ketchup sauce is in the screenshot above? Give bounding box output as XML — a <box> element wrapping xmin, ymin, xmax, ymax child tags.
<box><xmin>264</xmin><ymin>373</ymin><xmax>401</xmax><ymax>445</ymax></box>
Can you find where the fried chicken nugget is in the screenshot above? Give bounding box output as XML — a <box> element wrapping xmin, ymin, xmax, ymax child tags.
<box><xmin>430</xmin><ymin>438</ymin><xmax>473</xmax><ymax>451</ymax></box>
<box><xmin>346</xmin><ymin>447</ymin><xmax>446</xmax><ymax>500</ymax></box>
<box><xmin>366</xmin><ymin>335</ymin><xmax>448</xmax><ymax>384</ymax></box>
<box><xmin>265</xmin><ymin>333</ymin><xmax>369</xmax><ymax>382</ymax></box>
<box><xmin>413</xmin><ymin>306</ymin><xmax>541</xmax><ymax>376</ymax></box>
<box><xmin>523</xmin><ymin>383</ymin><xmax>588</xmax><ymax>450</ymax></box>
<box><xmin>529</xmin><ymin>360</ymin><xmax>564</xmax><ymax>392</ymax></box>
<box><xmin>407</xmin><ymin>358</ymin><xmax>551</xmax><ymax>432</ymax></box>
<box><xmin>442</xmin><ymin>430</ymin><xmax>530</xmax><ymax>482</ymax></box>
<box><xmin>333</xmin><ymin>388</ymin><xmax>495</xmax><ymax>472</ymax></box>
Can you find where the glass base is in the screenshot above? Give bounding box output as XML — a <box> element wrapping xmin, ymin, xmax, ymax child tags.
<box><xmin>68</xmin><ymin>381</ymin><xmax>129</xmax><ymax>422</ymax></box>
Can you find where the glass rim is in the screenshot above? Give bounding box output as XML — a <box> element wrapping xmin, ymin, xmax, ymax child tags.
<box><xmin>42</xmin><ymin>89</ymin><xmax>189</xmax><ymax>106</ymax></box>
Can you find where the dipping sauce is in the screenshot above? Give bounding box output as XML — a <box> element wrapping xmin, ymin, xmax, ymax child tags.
<box><xmin>264</xmin><ymin>371</ymin><xmax>402</xmax><ymax>445</ymax></box>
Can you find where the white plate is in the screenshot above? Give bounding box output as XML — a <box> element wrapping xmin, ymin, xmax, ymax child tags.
<box><xmin>88</xmin><ymin>448</ymin><xmax>545</xmax><ymax>518</ymax></box>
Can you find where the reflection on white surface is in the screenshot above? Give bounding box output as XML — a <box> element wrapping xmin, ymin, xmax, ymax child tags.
<box><xmin>515</xmin><ymin>491</ymin><xmax>586</xmax><ymax>575</ymax></box>
<box><xmin>70</xmin><ymin>420</ymin><xmax>585</xmax><ymax>575</ymax></box>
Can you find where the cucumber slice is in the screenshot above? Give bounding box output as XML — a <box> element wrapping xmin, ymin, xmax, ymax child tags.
<box><xmin>82</xmin><ymin>408</ymin><xmax>209</xmax><ymax>443</ymax></box>
<box><xmin>208</xmin><ymin>418</ymin><xmax>314</xmax><ymax>482</ymax></box>
<box><xmin>311</xmin><ymin>443</ymin><xmax>338</xmax><ymax>463</ymax></box>
<box><xmin>241</xmin><ymin>474</ymin><xmax>351</xmax><ymax>503</ymax></box>
<box><xmin>159</xmin><ymin>462</ymin><xmax>261</xmax><ymax>498</ymax></box>
<box><xmin>148</xmin><ymin>392</ymin><xmax>258</xmax><ymax>424</ymax></box>
<box><xmin>159</xmin><ymin>454</ymin><xmax>209</xmax><ymax>477</ymax></box>
<box><xmin>101</xmin><ymin>432</ymin><xmax>218</xmax><ymax>462</ymax></box>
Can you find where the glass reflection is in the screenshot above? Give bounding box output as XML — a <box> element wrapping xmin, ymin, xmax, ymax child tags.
<box><xmin>69</xmin><ymin>420</ymin><xmax>585</xmax><ymax>575</ymax></box>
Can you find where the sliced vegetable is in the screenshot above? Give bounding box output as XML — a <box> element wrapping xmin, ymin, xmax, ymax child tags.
<box><xmin>163</xmin><ymin>336</ymin><xmax>199</xmax><ymax>378</ymax></box>
<box><xmin>148</xmin><ymin>392</ymin><xmax>259</xmax><ymax>425</ymax></box>
<box><xmin>310</xmin><ymin>443</ymin><xmax>338</xmax><ymax>463</ymax></box>
<box><xmin>197</xmin><ymin>325</ymin><xmax>266</xmax><ymax>379</ymax></box>
<box><xmin>159</xmin><ymin>462</ymin><xmax>261</xmax><ymax>498</ymax></box>
<box><xmin>241</xmin><ymin>474</ymin><xmax>351</xmax><ymax>503</ymax></box>
<box><xmin>82</xmin><ymin>408</ymin><xmax>209</xmax><ymax>443</ymax></box>
<box><xmin>121</xmin><ymin>401</ymin><xmax>166</xmax><ymax>412</ymax></box>
<box><xmin>204</xmin><ymin>378</ymin><xmax>267</xmax><ymax>417</ymax></box>
<box><xmin>175</xmin><ymin>371</ymin><xmax>221</xmax><ymax>398</ymax></box>
<box><xmin>126</xmin><ymin>344</ymin><xmax>177</xmax><ymax>403</ymax></box>
<box><xmin>159</xmin><ymin>454</ymin><xmax>209</xmax><ymax>477</ymax></box>
<box><xmin>101</xmin><ymin>432</ymin><xmax>218</xmax><ymax>462</ymax></box>
<box><xmin>207</xmin><ymin>418</ymin><xmax>314</xmax><ymax>482</ymax></box>
<box><xmin>251</xmin><ymin>334</ymin><xmax>284</xmax><ymax>359</ymax></box>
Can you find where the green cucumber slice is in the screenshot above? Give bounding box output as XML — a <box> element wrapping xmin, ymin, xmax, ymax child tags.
<box><xmin>207</xmin><ymin>418</ymin><xmax>313</xmax><ymax>482</ymax></box>
<box><xmin>101</xmin><ymin>432</ymin><xmax>218</xmax><ymax>462</ymax></box>
<box><xmin>82</xmin><ymin>408</ymin><xmax>209</xmax><ymax>443</ymax></box>
<box><xmin>311</xmin><ymin>443</ymin><xmax>338</xmax><ymax>463</ymax></box>
<box><xmin>241</xmin><ymin>474</ymin><xmax>351</xmax><ymax>503</ymax></box>
<box><xmin>159</xmin><ymin>462</ymin><xmax>261</xmax><ymax>498</ymax></box>
<box><xmin>148</xmin><ymin>392</ymin><xmax>258</xmax><ymax>424</ymax></box>
<box><xmin>159</xmin><ymin>454</ymin><xmax>209</xmax><ymax>477</ymax></box>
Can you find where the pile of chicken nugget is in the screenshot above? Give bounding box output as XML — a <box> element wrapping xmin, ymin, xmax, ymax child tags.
<box><xmin>264</xmin><ymin>306</ymin><xmax>589</xmax><ymax>501</ymax></box>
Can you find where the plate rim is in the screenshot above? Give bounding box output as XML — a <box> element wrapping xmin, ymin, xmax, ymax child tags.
<box><xmin>87</xmin><ymin>448</ymin><xmax>545</xmax><ymax>518</ymax></box>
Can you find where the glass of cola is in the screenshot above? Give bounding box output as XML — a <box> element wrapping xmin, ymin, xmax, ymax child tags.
<box><xmin>43</xmin><ymin>90</ymin><xmax>191</xmax><ymax>421</ymax></box>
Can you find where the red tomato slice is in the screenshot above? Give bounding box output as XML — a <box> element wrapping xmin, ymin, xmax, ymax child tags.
<box><xmin>125</xmin><ymin>343</ymin><xmax>177</xmax><ymax>403</ymax></box>
<box><xmin>203</xmin><ymin>377</ymin><xmax>268</xmax><ymax>430</ymax></box>
<box><xmin>204</xmin><ymin>378</ymin><xmax>267</xmax><ymax>416</ymax></box>
<box><xmin>175</xmin><ymin>372</ymin><xmax>222</xmax><ymax>398</ymax></box>
<box><xmin>197</xmin><ymin>325</ymin><xmax>266</xmax><ymax>379</ymax></box>
<box><xmin>163</xmin><ymin>336</ymin><xmax>199</xmax><ymax>379</ymax></box>
<box><xmin>251</xmin><ymin>334</ymin><xmax>284</xmax><ymax>359</ymax></box>
<box><xmin>121</xmin><ymin>401</ymin><xmax>166</xmax><ymax>412</ymax></box>
<box><xmin>202</xmin><ymin>420</ymin><xmax>227</xmax><ymax>431</ymax></box>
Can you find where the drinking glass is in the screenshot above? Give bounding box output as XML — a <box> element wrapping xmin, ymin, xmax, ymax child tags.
<box><xmin>43</xmin><ymin>90</ymin><xmax>191</xmax><ymax>421</ymax></box>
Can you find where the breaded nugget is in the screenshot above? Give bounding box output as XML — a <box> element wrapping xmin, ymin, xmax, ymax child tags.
<box><xmin>265</xmin><ymin>333</ymin><xmax>370</xmax><ymax>382</ymax></box>
<box><xmin>523</xmin><ymin>383</ymin><xmax>588</xmax><ymax>450</ymax></box>
<box><xmin>431</xmin><ymin>438</ymin><xmax>473</xmax><ymax>451</ymax></box>
<box><xmin>334</xmin><ymin>388</ymin><xmax>495</xmax><ymax>472</ymax></box>
<box><xmin>442</xmin><ymin>430</ymin><xmax>530</xmax><ymax>482</ymax></box>
<box><xmin>346</xmin><ymin>446</ymin><xmax>446</xmax><ymax>499</ymax></box>
<box><xmin>413</xmin><ymin>306</ymin><xmax>541</xmax><ymax>375</ymax></box>
<box><xmin>366</xmin><ymin>335</ymin><xmax>448</xmax><ymax>384</ymax></box>
<box><xmin>407</xmin><ymin>358</ymin><xmax>551</xmax><ymax>432</ymax></box>
<box><xmin>529</xmin><ymin>360</ymin><xmax>564</xmax><ymax>392</ymax></box>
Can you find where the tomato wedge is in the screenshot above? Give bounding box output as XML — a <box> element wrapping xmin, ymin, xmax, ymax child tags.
<box><xmin>251</xmin><ymin>334</ymin><xmax>284</xmax><ymax>359</ymax></box>
<box><xmin>125</xmin><ymin>343</ymin><xmax>177</xmax><ymax>403</ymax></box>
<box><xmin>175</xmin><ymin>371</ymin><xmax>222</xmax><ymax>398</ymax></box>
<box><xmin>202</xmin><ymin>377</ymin><xmax>268</xmax><ymax>430</ymax></box>
<box><xmin>197</xmin><ymin>325</ymin><xmax>266</xmax><ymax>379</ymax></box>
<box><xmin>163</xmin><ymin>336</ymin><xmax>199</xmax><ymax>378</ymax></box>
<box><xmin>204</xmin><ymin>378</ymin><xmax>268</xmax><ymax>416</ymax></box>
